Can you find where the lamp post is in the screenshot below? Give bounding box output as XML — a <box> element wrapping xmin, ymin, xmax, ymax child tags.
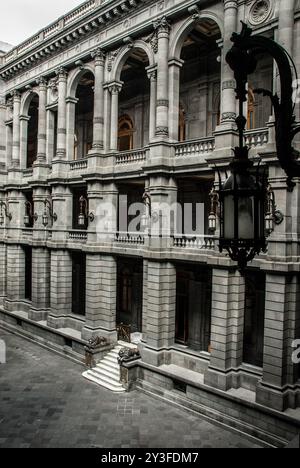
<box><xmin>24</xmin><ymin>201</ymin><xmax>38</xmax><ymax>227</ymax></box>
<box><xmin>213</xmin><ymin>22</ymin><xmax>300</xmax><ymax>270</ymax></box>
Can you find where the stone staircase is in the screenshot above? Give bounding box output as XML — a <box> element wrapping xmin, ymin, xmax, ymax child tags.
<box><xmin>82</xmin><ymin>344</ymin><xmax>125</xmax><ymax>393</ymax></box>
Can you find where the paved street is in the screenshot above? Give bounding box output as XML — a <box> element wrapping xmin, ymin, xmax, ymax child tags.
<box><xmin>0</xmin><ymin>329</ymin><xmax>263</xmax><ymax>448</ymax></box>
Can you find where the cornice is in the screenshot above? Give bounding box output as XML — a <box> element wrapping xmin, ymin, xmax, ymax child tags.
<box><xmin>0</xmin><ymin>0</ymin><xmax>149</xmax><ymax>81</ymax></box>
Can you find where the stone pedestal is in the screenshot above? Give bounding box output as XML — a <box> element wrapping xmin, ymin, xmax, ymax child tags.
<box><xmin>204</xmin><ymin>268</ymin><xmax>245</xmax><ymax>391</ymax></box>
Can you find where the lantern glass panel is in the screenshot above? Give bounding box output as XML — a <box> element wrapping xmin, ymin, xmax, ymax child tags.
<box><xmin>78</xmin><ymin>214</ymin><xmax>85</xmax><ymax>227</ymax></box>
<box><xmin>238</xmin><ymin>195</ymin><xmax>254</xmax><ymax>239</ymax></box>
<box><xmin>224</xmin><ymin>194</ymin><xmax>235</xmax><ymax>239</ymax></box>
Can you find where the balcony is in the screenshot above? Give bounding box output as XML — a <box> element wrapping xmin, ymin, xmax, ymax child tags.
<box><xmin>114</xmin><ymin>232</ymin><xmax>145</xmax><ymax>245</ymax></box>
<box><xmin>68</xmin><ymin>230</ymin><xmax>88</xmax><ymax>242</ymax></box>
<box><xmin>245</xmin><ymin>128</ymin><xmax>269</xmax><ymax>148</ymax></box>
<box><xmin>115</xmin><ymin>149</ymin><xmax>147</xmax><ymax>165</ymax></box>
<box><xmin>173</xmin><ymin>234</ymin><xmax>216</xmax><ymax>251</ymax></box>
<box><xmin>175</xmin><ymin>137</ymin><xmax>215</xmax><ymax>158</ymax></box>
<box><xmin>69</xmin><ymin>158</ymin><xmax>88</xmax><ymax>172</ymax></box>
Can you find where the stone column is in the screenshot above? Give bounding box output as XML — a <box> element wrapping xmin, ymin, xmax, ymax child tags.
<box><xmin>82</xmin><ymin>255</ymin><xmax>117</xmax><ymax>341</ymax></box>
<box><xmin>0</xmin><ymin>243</ymin><xmax>7</xmax><ymax>306</ymax></box>
<box><xmin>19</xmin><ymin>114</ymin><xmax>29</xmax><ymax>169</ymax></box>
<box><xmin>91</xmin><ymin>48</ymin><xmax>105</xmax><ymax>152</ymax></box>
<box><xmin>30</xmin><ymin>247</ymin><xmax>50</xmax><ymax>321</ymax></box>
<box><xmin>6</xmin><ymin>245</ymin><xmax>25</xmax><ymax>301</ymax></box>
<box><xmin>147</xmin><ymin>67</ymin><xmax>157</xmax><ymax>143</ymax></box>
<box><xmin>5</xmin><ymin>100</ymin><xmax>13</xmax><ymax>168</ymax></box>
<box><xmin>12</xmin><ymin>90</ymin><xmax>21</xmax><ymax>167</ymax></box>
<box><xmin>141</xmin><ymin>261</ymin><xmax>176</xmax><ymax>367</ymax></box>
<box><xmin>256</xmin><ymin>273</ymin><xmax>300</xmax><ymax>411</ymax></box>
<box><xmin>109</xmin><ymin>82</ymin><xmax>122</xmax><ymax>151</ymax></box>
<box><xmin>103</xmin><ymin>85</ymin><xmax>111</xmax><ymax>152</ymax></box>
<box><xmin>51</xmin><ymin>185</ymin><xmax>72</xmax><ymax>242</ymax></box>
<box><xmin>154</xmin><ymin>16</ymin><xmax>171</xmax><ymax>139</ymax></box>
<box><xmin>48</xmin><ymin>250</ymin><xmax>72</xmax><ymax>329</ymax></box>
<box><xmin>66</xmin><ymin>97</ymin><xmax>78</xmax><ymax>160</ymax></box>
<box><xmin>168</xmin><ymin>59</ymin><xmax>184</xmax><ymax>142</ymax></box>
<box><xmin>0</xmin><ymin>90</ymin><xmax>6</xmax><ymax>168</ymax></box>
<box><xmin>278</xmin><ymin>0</ymin><xmax>295</xmax><ymax>56</ymax></box>
<box><xmin>204</xmin><ymin>268</ymin><xmax>245</xmax><ymax>391</ymax></box>
<box><xmin>36</xmin><ymin>77</ymin><xmax>47</xmax><ymax>163</ymax></box>
<box><xmin>54</xmin><ymin>67</ymin><xmax>68</xmax><ymax>159</ymax></box>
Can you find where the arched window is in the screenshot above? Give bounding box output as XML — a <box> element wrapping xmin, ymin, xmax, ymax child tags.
<box><xmin>247</xmin><ymin>88</ymin><xmax>255</xmax><ymax>130</ymax></box>
<box><xmin>118</xmin><ymin>115</ymin><xmax>134</xmax><ymax>152</ymax></box>
<box><xmin>178</xmin><ymin>104</ymin><xmax>186</xmax><ymax>142</ymax></box>
<box><xmin>27</xmin><ymin>94</ymin><xmax>39</xmax><ymax>168</ymax></box>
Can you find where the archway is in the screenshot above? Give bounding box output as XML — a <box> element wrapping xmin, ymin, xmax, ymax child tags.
<box><xmin>74</xmin><ymin>71</ymin><xmax>95</xmax><ymax>159</ymax></box>
<box><xmin>26</xmin><ymin>94</ymin><xmax>39</xmax><ymax>168</ymax></box>
<box><xmin>118</xmin><ymin>48</ymin><xmax>150</xmax><ymax>149</ymax></box>
<box><xmin>178</xmin><ymin>19</ymin><xmax>222</xmax><ymax>141</ymax></box>
<box><xmin>118</xmin><ymin>114</ymin><xmax>134</xmax><ymax>151</ymax></box>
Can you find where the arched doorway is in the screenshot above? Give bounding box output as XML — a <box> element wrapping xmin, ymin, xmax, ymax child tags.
<box><xmin>117</xmin><ymin>258</ymin><xmax>143</xmax><ymax>335</ymax></box>
<box><xmin>74</xmin><ymin>71</ymin><xmax>94</xmax><ymax>160</ymax></box>
<box><xmin>27</xmin><ymin>94</ymin><xmax>39</xmax><ymax>168</ymax></box>
<box><xmin>118</xmin><ymin>48</ymin><xmax>150</xmax><ymax>149</ymax></box>
<box><xmin>179</xmin><ymin>19</ymin><xmax>221</xmax><ymax>141</ymax></box>
<box><xmin>118</xmin><ymin>114</ymin><xmax>134</xmax><ymax>151</ymax></box>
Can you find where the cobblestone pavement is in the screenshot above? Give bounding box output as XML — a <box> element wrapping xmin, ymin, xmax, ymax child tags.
<box><xmin>0</xmin><ymin>329</ymin><xmax>264</xmax><ymax>448</ymax></box>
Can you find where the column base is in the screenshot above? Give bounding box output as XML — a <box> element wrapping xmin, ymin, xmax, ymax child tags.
<box><xmin>141</xmin><ymin>345</ymin><xmax>168</xmax><ymax>367</ymax></box>
<box><xmin>256</xmin><ymin>381</ymin><xmax>300</xmax><ymax>412</ymax></box>
<box><xmin>204</xmin><ymin>366</ymin><xmax>241</xmax><ymax>391</ymax></box>
<box><xmin>28</xmin><ymin>307</ymin><xmax>49</xmax><ymax>322</ymax></box>
<box><xmin>81</xmin><ymin>325</ymin><xmax>117</xmax><ymax>343</ymax></box>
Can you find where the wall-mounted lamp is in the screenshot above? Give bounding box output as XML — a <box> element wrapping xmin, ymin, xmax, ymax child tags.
<box><xmin>24</xmin><ymin>201</ymin><xmax>38</xmax><ymax>227</ymax></box>
<box><xmin>141</xmin><ymin>192</ymin><xmax>151</xmax><ymax>231</ymax></box>
<box><xmin>78</xmin><ymin>196</ymin><xmax>94</xmax><ymax>227</ymax></box>
<box><xmin>265</xmin><ymin>184</ymin><xmax>284</xmax><ymax>235</ymax></box>
<box><xmin>0</xmin><ymin>200</ymin><xmax>12</xmax><ymax>225</ymax></box>
<box><xmin>208</xmin><ymin>187</ymin><xmax>219</xmax><ymax>233</ymax></box>
<box><xmin>42</xmin><ymin>199</ymin><xmax>57</xmax><ymax>227</ymax></box>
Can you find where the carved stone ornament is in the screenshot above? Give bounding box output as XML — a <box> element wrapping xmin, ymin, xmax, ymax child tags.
<box><xmin>107</xmin><ymin>49</ymin><xmax>120</xmax><ymax>72</ymax></box>
<box><xmin>249</xmin><ymin>0</ymin><xmax>272</xmax><ymax>26</ymax></box>
<box><xmin>48</xmin><ymin>77</ymin><xmax>59</xmax><ymax>102</ymax></box>
<box><xmin>153</xmin><ymin>16</ymin><xmax>171</xmax><ymax>36</ymax></box>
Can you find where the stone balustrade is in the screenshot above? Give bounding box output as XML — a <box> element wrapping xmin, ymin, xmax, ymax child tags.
<box><xmin>175</xmin><ymin>137</ymin><xmax>215</xmax><ymax>158</ymax></box>
<box><xmin>69</xmin><ymin>159</ymin><xmax>88</xmax><ymax>171</ymax></box>
<box><xmin>114</xmin><ymin>232</ymin><xmax>145</xmax><ymax>245</ymax></box>
<box><xmin>68</xmin><ymin>230</ymin><xmax>88</xmax><ymax>241</ymax></box>
<box><xmin>173</xmin><ymin>234</ymin><xmax>216</xmax><ymax>250</ymax></box>
<box><xmin>245</xmin><ymin>128</ymin><xmax>269</xmax><ymax>148</ymax></box>
<box><xmin>115</xmin><ymin>149</ymin><xmax>147</xmax><ymax>165</ymax></box>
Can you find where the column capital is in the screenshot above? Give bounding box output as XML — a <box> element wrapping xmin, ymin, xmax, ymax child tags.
<box><xmin>12</xmin><ymin>90</ymin><xmax>21</xmax><ymax>101</ymax></box>
<box><xmin>153</xmin><ymin>16</ymin><xmax>171</xmax><ymax>37</ymax></box>
<box><xmin>146</xmin><ymin>66</ymin><xmax>157</xmax><ymax>81</ymax></box>
<box><xmin>224</xmin><ymin>0</ymin><xmax>238</xmax><ymax>10</ymax></box>
<box><xmin>55</xmin><ymin>67</ymin><xmax>68</xmax><ymax>80</ymax></box>
<box><xmin>108</xmin><ymin>81</ymin><xmax>123</xmax><ymax>95</ymax></box>
<box><xmin>36</xmin><ymin>76</ymin><xmax>47</xmax><ymax>88</ymax></box>
<box><xmin>91</xmin><ymin>47</ymin><xmax>106</xmax><ymax>64</ymax></box>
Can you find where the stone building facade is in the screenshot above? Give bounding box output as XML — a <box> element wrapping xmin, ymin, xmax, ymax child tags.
<box><xmin>0</xmin><ymin>0</ymin><xmax>300</xmax><ymax>442</ymax></box>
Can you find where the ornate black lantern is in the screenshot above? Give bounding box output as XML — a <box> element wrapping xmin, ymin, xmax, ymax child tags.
<box><xmin>218</xmin><ymin>148</ymin><xmax>267</xmax><ymax>270</ymax></box>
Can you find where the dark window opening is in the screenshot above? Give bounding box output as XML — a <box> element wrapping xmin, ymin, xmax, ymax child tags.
<box><xmin>243</xmin><ymin>271</ymin><xmax>266</xmax><ymax>368</ymax></box>
<box><xmin>27</xmin><ymin>95</ymin><xmax>39</xmax><ymax>168</ymax></box>
<box><xmin>71</xmin><ymin>251</ymin><xmax>86</xmax><ymax>316</ymax></box>
<box><xmin>117</xmin><ymin>258</ymin><xmax>143</xmax><ymax>333</ymax></box>
<box><xmin>24</xmin><ymin>246</ymin><xmax>32</xmax><ymax>301</ymax></box>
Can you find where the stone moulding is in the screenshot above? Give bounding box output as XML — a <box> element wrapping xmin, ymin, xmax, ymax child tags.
<box><xmin>0</xmin><ymin>0</ymin><xmax>149</xmax><ymax>82</ymax></box>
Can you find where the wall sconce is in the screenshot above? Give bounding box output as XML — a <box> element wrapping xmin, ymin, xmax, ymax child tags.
<box><xmin>0</xmin><ymin>200</ymin><xmax>12</xmax><ymax>225</ymax></box>
<box><xmin>208</xmin><ymin>187</ymin><xmax>219</xmax><ymax>233</ymax></box>
<box><xmin>141</xmin><ymin>192</ymin><xmax>151</xmax><ymax>231</ymax></box>
<box><xmin>265</xmin><ymin>184</ymin><xmax>284</xmax><ymax>235</ymax></box>
<box><xmin>24</xmin><ymin>201</ymin><xmax>38</xmax><ymax>226</ymax></box>
<box><xmin>42</xmin><ymin>199</ymin><xmax>57</xmax><ymax>227</ymax></box>
<box><xmin>78</xmin><ymin>196</ymin><xmax>94</xmax><ymax>227</ymax></box>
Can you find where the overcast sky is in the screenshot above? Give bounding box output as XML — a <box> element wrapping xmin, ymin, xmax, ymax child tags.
<box><xmin>0</xmin><ymin>0</ymin><xmax>83</xmax><ymax>46</ymax></box>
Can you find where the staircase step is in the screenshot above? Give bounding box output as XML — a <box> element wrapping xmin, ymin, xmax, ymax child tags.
<box><xmin>92</xmin><ymin>366</ymin><xmax>120</xmax><ymax>382</ymax></box>
<box><xmin>96</xmin><ymin>362</ymin><xmax>120</xmax><ymax>376</ymax></box>
<box><xmin>86</xmin><ymin>371</ymin><xmax>123</xmax><ymax>389</ymax></box>
<box><xmin>83</xmin><ymin>371</ymin><xmax>125</xmax><ymax>393</ymax></box>
<box><xmin>103</xmin><ymin>355</ymin><xmax>119</xmax><ymax>365</ymax></box>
